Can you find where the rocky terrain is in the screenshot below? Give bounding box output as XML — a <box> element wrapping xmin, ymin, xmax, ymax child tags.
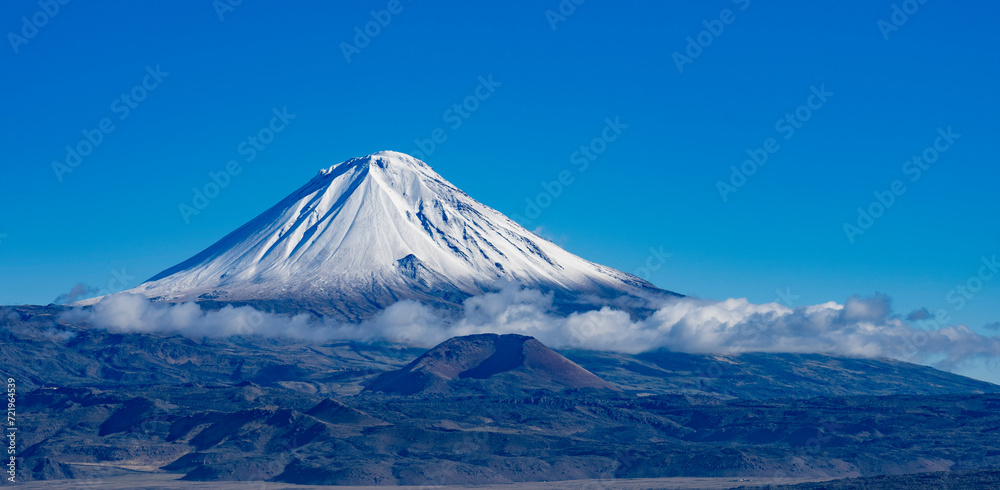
<box><xmin>4</xmin><ymin>304</ymin><xmax>1000</xmax><ymax>485</ymax></box>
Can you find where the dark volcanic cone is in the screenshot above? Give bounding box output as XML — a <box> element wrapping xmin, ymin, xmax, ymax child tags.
<box><xmin>364</xmin><ymin>333</ymin><xmax>618</xmax><ymax>395</ymax></box>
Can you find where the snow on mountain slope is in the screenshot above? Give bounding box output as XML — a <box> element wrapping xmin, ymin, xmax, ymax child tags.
<box><xmin>109</xmin><ymin>151</ymin><xmax>675</xmax><ymax>318</ymax></box>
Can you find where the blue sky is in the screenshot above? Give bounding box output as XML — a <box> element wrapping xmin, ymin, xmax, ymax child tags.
<box><xmin>1</xmin><ymin>1</ymin><xmax>998</xmax><ymax>336</ymax></box>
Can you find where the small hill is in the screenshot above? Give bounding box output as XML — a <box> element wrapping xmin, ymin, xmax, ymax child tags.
<box><xmin>364</xmin><ymin>333</ymin><xmax>617</xmax><ymax>395</ymax></box>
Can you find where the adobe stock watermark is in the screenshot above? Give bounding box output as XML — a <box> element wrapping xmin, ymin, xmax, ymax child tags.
<box><xmin>671</xmin><ymin>0</ymin><xmax>750</xmax><ymax>73</ymax></box>
<box><xmin>842</xmin><ymin>126</ymin><xmax>959</xmax><ymax>244</ymax></box>
<box><xmin>6</xmin><ymin>377</ymin><xmax>17</xmax><ymax>483</ymax></box>
<box><xmin>340</xmin><ymin>0</ymin><xmax>410</xmax><ymax>63</ymax></box>
<box><xmin>877</xmin><ymin>0</ymin><xmax>929</xmax><ymax>41</ymax></box>
<box><xmin>213</xmin><ymin>0</ymin><xmax>245</xmax><ymax>22</ymax></box>
<box><xmin>634</xmin><ymin>246</ymin><xmax>673</xmax><ymax>281</ymax></box>
<box><xmin>179</xmin><ymin>107</ymin><xmax>295</xmax><ymax>224</ymax></box>
<box><xmin>946</xmin><ymin>255</ymin><xmax>998</xmax><ymax>312</ymax></box>
<box><xmin>896</xmin><ymin>253</ymin><xmax>996</xmax><ymax>360</ymax></box>
<box><xmin>774</xmin><ymin>287</ymin><xmax>800</xmax><ymax>308</ymax></box>
<box><xmin>54</xmin><ymin>268</ymin><xmax>137</xmax><ymax>304</ymax></box>
<box><xmin>513</xmin><ymin>117</ymin><xmax>627</xmax><ymax>223</ymax></box>
<box><xmin>796</xmin><ymin>419</ymin><xmax>848</xmax><ymax>457</ymax></box>
<box><xmin>72</xmin><ymin>269</ymin><xmax>136</xmax><ymax>301</ymax></box>
<box><xmin>51</xmin><ymin>65</ymin><xmax>170</xmax><ymax>183</ymax></box>
<box><xmin>717</xmin><ymin>84</ymin><xmax>833</xmax><ymax>202</ymax></box>
<box><xmin>7</xmin><ymin>0</ymin><xmax>70</xmax><ymax>54</ymax></box>
<box><xmin>235</xmin><ymin>310</ymin><xmax>265</xmax><ymax>336</ymax></box>
<box><xmin>545</xmin><ymin>0</ymin><xmax>585</xmax><ymax>31</ymax></box>
<box><xmin>409</xmin><ymin>74</ymin><xmax>501</xmax><ymax>161</ymax></box>
<box><xmin>96</xmin><ymin>268</ymin><xmax>137</xmax><ymax>298</ymax></box>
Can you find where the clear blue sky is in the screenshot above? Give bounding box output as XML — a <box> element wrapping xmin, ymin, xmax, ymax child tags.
<box><xmin>1</xmin><ymin>1</ymin><xmax>998</xmax><ymax>335</ymax></box>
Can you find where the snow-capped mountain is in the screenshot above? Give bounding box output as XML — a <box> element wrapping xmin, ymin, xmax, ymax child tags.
<box><xmin>110</xmin><ymin>151</ymin><xmax>675</xmax><ymax>318</ymax></box>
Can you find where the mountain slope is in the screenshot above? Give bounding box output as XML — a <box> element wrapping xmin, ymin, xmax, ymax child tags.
<box><xmin>104</xmin><ymin>151</ymin><xmax>673</xmax><ymax>318</ymax></box>
<box><xmin>364</xmin><ymin>333</ymin><xmax>619</xmax><ymax>395</ymax></box>
<box><xmin>7</xmin><ymin>307</ymin><xmax>1000</xmax><ymax>484</ymax></box>
<box><xmin>563</xmin><ymin>349</ymin><xmax>1000</xmax><ymax>399</ymax></box>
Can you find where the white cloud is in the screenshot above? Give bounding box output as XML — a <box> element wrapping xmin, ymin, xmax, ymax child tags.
<box><xmin>61</xmin><ymin>286</ymin><xmax>1000</xmax><ymax>382</ymax></box>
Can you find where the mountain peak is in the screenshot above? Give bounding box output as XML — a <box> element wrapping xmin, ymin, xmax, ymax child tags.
<box><xmin>318</xmin><ymin>151</ymin><xmax>431</xmax><ymax>177</ymax></box>
<box><xmin>109</xmin><ymin>153</ymin><xmax>676</xmax><ymax>319</ymax></box>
